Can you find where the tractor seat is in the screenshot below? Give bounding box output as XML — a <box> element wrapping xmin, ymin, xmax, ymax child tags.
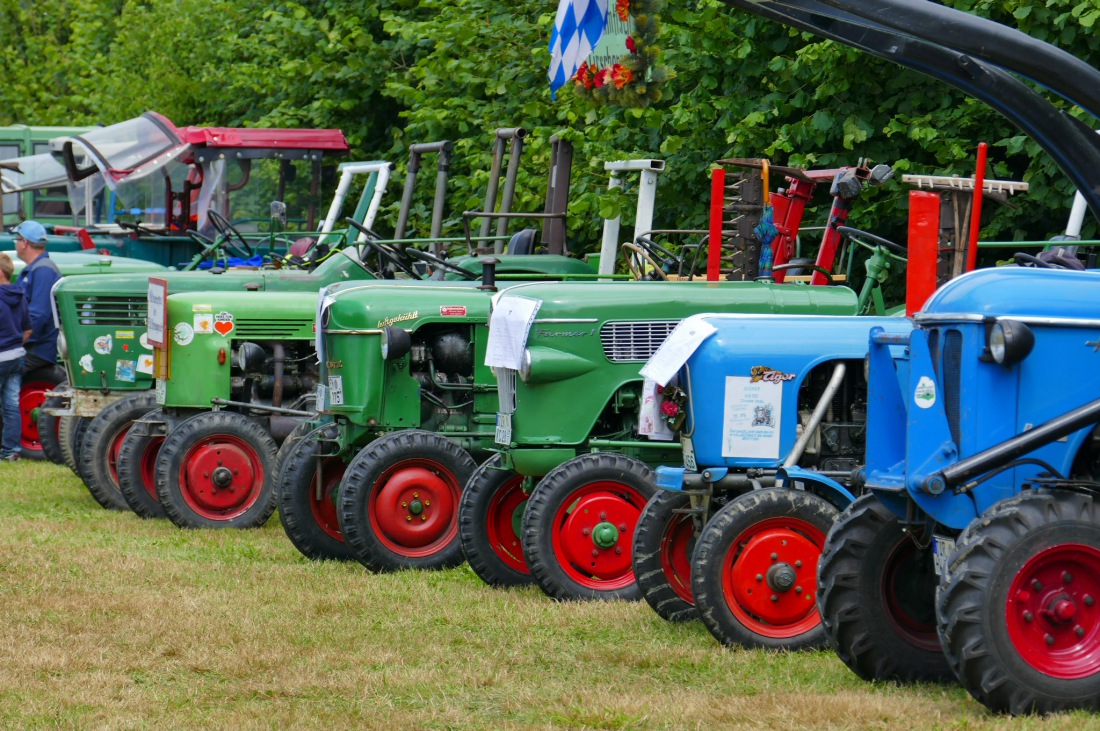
<box><xmin>507</xmin><ymin>228</ymin><xmax>538</xmax><ymax>256</ymax></box>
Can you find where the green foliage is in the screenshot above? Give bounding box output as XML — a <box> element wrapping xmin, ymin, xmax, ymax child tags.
<box><xmin>1</xmin><ymin>0</ymin><xmax>1098</xmax><ymax>245</ymax></box>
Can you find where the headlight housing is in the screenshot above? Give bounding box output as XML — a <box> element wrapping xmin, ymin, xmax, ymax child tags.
<box><xmin>987</xmin><ymin>319</ymin><xmax>1034</xmax><ymax>366</ymax></box>
<box><xmin>381</xmin><ymin>326</ymin><xmax>412</xmax><ymax>361</ymax></box>
<box><xmin>518</xmin><ymin>348</ymin><xmax>532</xmax><ymax>382</ymax></box>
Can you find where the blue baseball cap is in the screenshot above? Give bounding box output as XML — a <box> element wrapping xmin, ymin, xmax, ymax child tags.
<box><xmin>12</xmin><ymin>220</ymin><xmax>47</xmax><ymax>245</ymax></box>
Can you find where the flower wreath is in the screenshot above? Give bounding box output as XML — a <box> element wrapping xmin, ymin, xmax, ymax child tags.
<box><xmin>571</xmin><ymin>0</ymin><xmax>669</xmax><ymax>107</ymax></box>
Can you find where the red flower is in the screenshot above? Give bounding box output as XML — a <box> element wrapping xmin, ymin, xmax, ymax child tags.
<box><xmin>594</xmin><ymin>67</ymin><xmax>611</xmax><ymax>88</ymax></box>
<box><xmin>661</xmin><ymin>401</ymin><xmax>680</xmax><ymax>418</ymax></box>
<box><xmin>626</xmin><ymin>36</ymin><xmax>637</xmax><ymax>54</ymax></box>
<box><xmin>656</xmin><ymin>384</ymin><xmax>665</xmax><ymax>395</ymax></box>
<box><xmin>611</xmin><ymin>63</ymin><xmax>633</xmax><ymax>89</ymax></box>
<box><xmin>616</xmin><ymin>0</ymin><xmax>630</xmax><ymax>22</ymax></box>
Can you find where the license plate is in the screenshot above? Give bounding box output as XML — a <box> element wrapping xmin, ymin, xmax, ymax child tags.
<box><xmin>932</xmin><ymin>535</ymin><xmax>956</xmax><ymax>579</ymax></box>
<box><xmin>495</xmin><ymin>413</ymin><xmax>512</xmax><ymax>445</ymax></box>
<box><xmin>681</xmin><ymin>436</ymin><xmax>697</xmax><ymax>472</ymax></box>
<box><xmin>327</xmin><ymin>376</ymin><xmax>344</xmax><ymax>406</ymax></box>
<box><xmin>154</xmin><ymin>378</ymin><xmax>166</xmax><ymax>405</ymax></box>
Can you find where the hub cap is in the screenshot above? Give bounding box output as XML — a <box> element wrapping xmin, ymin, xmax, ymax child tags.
<box><xmin>177</xmin><ymin>435</ymin><xmax>265</xmax><ymax>519</ymax></box>
<box><xmin>550</xmin><ymin>481</ymin><xmax>647</xmax><ymax>590</ymax></box>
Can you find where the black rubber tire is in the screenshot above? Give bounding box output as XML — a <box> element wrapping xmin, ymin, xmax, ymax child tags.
<box><xmin>458</xmin><ymin>453</ymin><xmax>535</xmax><ymax>588</ymax></box>
<box><xmin>58</xmin><ymin>415</ymin><xmax>91</xmax><ymax>476</ymax></box>
<box><xmin>633</xmin><ymin>490</ymin><xmax>699</xmax><ymax>622</ymax></box>
<box><xmin>76</xmin><ymin>392</ymin><xmax>157</xmax><ymax>511</ymax></box>
<box><xmin>692</xmin><ymin>488</ymin><xmax>837</xmax><ymax>649</ymax></box>
<box><xmin>274</xmin><ymin>418</ymin><xmax>316</xmax><ymax>479</ymax></box>
<box><xmin>116</xmin><ymin>409</ymin><xmax>169</xmax><ymax>519</ymax></box>
<box><xmin>36</xmin><ymin>379</ymin><xmax>68</xmax><ymax>465</ymax></box>
<box><xmin>937</xmin><ymin>490</ymin><xmax>1100</xmax><ymax>714</ymax></box>
<box><xmin>521</xmin><ymin>453</ymin><xmax>656</xmax><ymax>602</ymax></box>
<box><xmin>817</xmin><ymin>494</ymin><xmax>953</xmax><ymax>682</ymax></box>
<box><xmin>277</xmin><ymin>423</ymin><xmax>354</xmax><ymax>561</ymax></box>
<box><xmin>337</xmin><ymin>430</ymin><xmax>475</xmax><ymax>572</ymax></box>
<box><xmin>154</xmin><ymin>411</ymin><xmax>278</xmax><ymax>529</ymax></box>
<box><xmin>18</xmin><ymin>365</ymin><xmax>64</xmax><ymax>460</ymax></box>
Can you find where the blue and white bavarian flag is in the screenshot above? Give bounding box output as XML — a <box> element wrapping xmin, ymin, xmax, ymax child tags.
<box><xmin>548</xmin><ymin>0</ymin><xmax>609</xmax><ymax>99</ymax></box>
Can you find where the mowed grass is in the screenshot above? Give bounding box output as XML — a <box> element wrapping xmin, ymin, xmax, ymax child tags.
<box><xmin>0</xmin><ymin>461</ymin><xmax>1097</xmax><ymax>731</ymax></box>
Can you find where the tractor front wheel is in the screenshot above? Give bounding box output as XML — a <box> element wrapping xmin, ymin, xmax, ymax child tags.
<box><xmin>36</xmin><ymin>379</ymin><xmax>68</xmax><ymax>465</ymax></box>
<box><xmin>521</xmin><ymin>453</ymin><xmax>655</xmax><ymax>601</ymax></box>
<box><xmin>154</xmin><ymin>411</ymin><xmax>278</xmax><ymax>529</ymax></box>
<box><xmin>18</xmin><ymin>367</ymin><xmax>63</xmax><ymax>460</ymax></box>
<box><xmin>692</xmin><ymin>488</ymin><xmax>836</xmax><ymax>648</ymax></box>
<box><xmin>277</xmin><ymin>423</ymin><xmax>352</xmax><ymax>561</ymax></box>
<box><xmin>77</xmin><ymin>392</ymin><xmax>157</xmax><ymax>511</ymax></box>
<box><xmin>938</xmin><ymin>489</ymin><xmax>1100</xmax><ymax>714</ymax></box>
<box><xmin>116</xmin><ymin>409</ymin><xmax>168</xmax><ymax>519</ymax></box>
<box><xmin>459</xmin><ymin>454</ymin><xmax>534</xmax><ymax>588</ymax></box>
<box><xmin>817</xmin><ymin>494</ymin><xmax>952</xmax><ymax>682</ymax></box>
<box><xmin>633</xmin><ymin>490</ymin><xmax>698</xmax><ymax>622</ymax></box>
<box><xmin>58</xmin><ymin>415</ymin><xmax>91</xmax><ymax>476</ymax></box>
<box><xmin>337</xmin><ymin>430</ymin><xmax>473</xmax><ymax>572</ymax></box>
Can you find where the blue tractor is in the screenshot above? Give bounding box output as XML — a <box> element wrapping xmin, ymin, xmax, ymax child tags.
<box><xmin>634</xmin><ymin>313</ymin><xmax>910</xmax><ymax>650</ymax></box>
<box><xmin>715</xmin><ymin>0</ymin><xmax>1100</xmax><ymax>714</ymax></box>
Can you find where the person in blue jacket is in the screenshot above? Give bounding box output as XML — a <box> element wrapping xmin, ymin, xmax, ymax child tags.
<box><xmin>11</xmin><ymin>220</ymin><xmax>61</xmax><ymax>374</ymax></box>
<box><xmin>0</xmin><ymin>252</ymin><xmax>30</xmax><ymax>460</ymax></box>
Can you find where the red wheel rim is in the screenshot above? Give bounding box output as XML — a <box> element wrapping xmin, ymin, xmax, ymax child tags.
<box><xmin>485</xmin><ymin>473</ymin><xmax>529</xmax><ymax>574</ymax></box>
<box><xmin>549</xmin><ymin>480</ymin><xmax>647</xmax><ymax>590</ymax></box>
<box><xmin>309</xmin><ymin>457</ymin><xmax>347</xmax><ymax>542</ymax></box>
<box><xmin>176</xmin><ymin>434</ymin><xmax>265</xmax><ymax>519</ymax></box>
<box><xmin>19</xmin><ymin>380</ymin><xmax>54</xmax><ymax>452</ymax></box>
<box><xmin>368</xmin><ymin>459</ymin><xmax>460</xmax><ymax>558</ymax></box>
<box><xmin>719</xmin><ymin>516</ymin><xmax>823</xmax><ymax>638</ymax></box>
<box><xmin>881</xmin><ymin>538</ymin><xmax>941</xmax><ymax>651</ymax></box>
<box><xmin>1007</xmin><ymin>542</ymin><xmax>1100</xmax><ymax>679</ymax></box>
<box><xmin>107</xmin><ymin>425</ymin><xmax>132</xmax><ymax>487</ymax></box>
<box><xmin>661</xmin><ymin>511</ymin><xmax>695</xmax><ymax>604</ymax></box>
<box><xmin>139</xmin><ymin>437</ymin><xmax>164</xmax><ymax>501</ymax></box>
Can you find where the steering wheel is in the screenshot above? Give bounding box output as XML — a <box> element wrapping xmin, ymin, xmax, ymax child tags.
<box><xmin>405</xmin><ymin>247</ymin><xmax>479</xmax><ymax>280</ymax></box>
<box><xmin>117</xmin><ymin>220</ymin><xmax>167</xmax><ymax>237</ymax></box>
<box><xmin>345</xmin><ymin>218</ymin><xmax>420</xmax><ymax>279</ymax></box>
<box><xmin>207</xmin><ymin>210</ymin><xmax>255</xmax><ymax>260</ymax></box>
<box><xmin>621</xmin><ymin>242</ymin><xmax>668</xmax><ymax>281</ymax></box>
<box><xmin>1012</xmin><ymin>252</ymin><xmax>1062</xmax><ymax>269</ymax></box>
<box><xmin>770</xmin><ymin>262</ymin><xmax>834</xmax><ymax>284</ymax></box>
<box><xmin>836</xmin><ymin>225</ymin><xmax>908</xmax><ymax>258</ymax></box>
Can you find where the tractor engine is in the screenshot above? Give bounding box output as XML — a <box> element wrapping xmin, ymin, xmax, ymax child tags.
<box><xmin>794</xmin><ymin>361</ymin><xmax>867</xmax><ymax>473</ymax></box>
<box><xmin>230</xmin><ymin>340</ymin><xmax>319</xmax><ymax>409</ymax></box>
<box><xmin>408</xmin><ymin>328</ymin><xmax>475</xmax><ymax>431</ymax></box>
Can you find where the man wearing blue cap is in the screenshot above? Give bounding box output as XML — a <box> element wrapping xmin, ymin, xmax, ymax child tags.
<box><xmin>12</xmin><ymin>221</ymin><xmax>61</xmax><ymax>373</ymax></box>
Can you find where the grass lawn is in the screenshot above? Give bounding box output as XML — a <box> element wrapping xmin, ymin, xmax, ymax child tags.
<box><xmin>0</xmin><ymin>459</ymin><xmax>1096</xmax><ymax>730</ymax></box>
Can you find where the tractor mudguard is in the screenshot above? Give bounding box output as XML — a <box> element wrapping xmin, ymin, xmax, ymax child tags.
<box><xmin>776</xmin><ymin>466</ymin><xmax>856</xmax><ymax>509</ymax></box>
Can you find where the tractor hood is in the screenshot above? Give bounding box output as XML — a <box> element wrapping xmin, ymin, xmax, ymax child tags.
<box><xmin>918</xmin><ymin>267</ymin><xmax>1100</xmax><ymax>323</ymax></box>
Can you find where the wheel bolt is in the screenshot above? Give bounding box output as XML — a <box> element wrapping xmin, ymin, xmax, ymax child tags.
<box><xmin>770</xmin><ymin>594</ymin><xmax>778</xmax><ymax>602</ymax></box>
<box><xmin>619</xmin><ymin>524</ymin><xmax>627</xmax><ymax>532</ymax></box>
<box><xmin>795</xmin><ymin>586</ymin><xmax>803</xmax><ymax>594</ymax></box>
<box><xmin>614</xmin><ymin>547</ymin><xmax>622</xmax><ymax>555</ymax></box>
<box><xmin>406</xmin><ymin>516</ymin><xmax>412</xmax><ymax>522</ymax></box>
<box><xmin>756</xmin><ymin>574</ymin><xmax>763</xmax><ymax>582</ymax></box>
<box><xmin>592</xmin><ymin>549</ymin><xmax>599</xmax><ymax>557</ymax></box>
<box><xmin>413</xmin><ymin>492</ymin><xmax>419</xmax><ymax>498</ymax></box>
<box><xmin>1046</xmin><ymin>634</ymin><xmax>1056</xmax><ymax>646</ymax></box>
<box><xmin>402</xmin><ymin>502</ymin><xmax>407</xmax><ymax>507</ymax></box>
<box><xmin>203</xmin><ymin>472</ymin><xmax>209</xmax><ymax>478</ymax></box>
<box><xmin>217</xmin><ymin>460</ymin><xmax>223</xmax><ymax>466</ymax></box>
<box><xmin>1033</xmin><ymin>580</ymin><xmax>1043</xmax><ymax>591</ymax></box>
<box><xmin>421</xmin><ymin>516</ymin><xmax>426</xmax><ymax>521</ymax></box>
<box><xmin>582</xmin><ymin>528</ymin><xmax>590</xmax><ymax>536</ymax></box>
<box><xmin>1023</xmin><ymin>611</ymin><xmax>1034</xmax><ymax>622</ymax></box>
<box><xmin>770</xmin><ymin>553</ymin><xmax>778</xmax><ymax>561</ymax></box>
<box><xmin>1087</xmin><ymin>595</ymin><xmax>1096</xmax><ymax>607</ymax></box>
<box><xmin>1064</xmin><ymin>572</ymin><xmax>1074</xmax><ymax>583</ymax></box>
<box><xmin>425</xmin><ymin>501</ymin><xmax>430</xmax><ymax>507</ymax></box>
<box><xmin>795</xmin><ymin>560</ymin><xmax>802</xmax><ymax>568</ymax></box>
<box><xmin>599</xmin><ymin>512</ymin><xmax>607</xmax><ymax>521</ymax></box>
<box><xmin>1077</xmin><ymin>626</ymin><xmax>1086</xmax><ymax>638</ymax></box>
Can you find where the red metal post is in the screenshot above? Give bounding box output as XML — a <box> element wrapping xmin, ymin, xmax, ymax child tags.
<box><xmin>907</xmin><ymin>190</ymin><xmax>941</xmax><ymax>316</ymax></box>
<box><xmin>965</xmin><ymin>142</ymin><xmax>988</xmax><ymax>272</ymax></box>
<box><xmin>708</xmin><ymin>167</ymin><xmax>725</xmax><ymax>281</ymax></box>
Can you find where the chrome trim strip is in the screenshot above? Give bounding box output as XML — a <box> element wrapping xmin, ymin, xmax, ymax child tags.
<box><xmin>917</xmin><ymin>313</ymin><xmax>1100</xmax><ymax>328</ymax></box>
<box><xmin>533</xmin><ymin>318</ymin><xmax>599</xmax><ymax>324</ymax></box>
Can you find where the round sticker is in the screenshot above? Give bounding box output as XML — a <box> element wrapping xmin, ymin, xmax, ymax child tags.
<box><xmin>79</xmin><ymin>354</ymin><xmax>94</xmax><ymax>372</ymax></box>
<box><xmin>173</xmin><ymin>322</ymin><xmax>194</xmax><ymax>346</ymax></box>
<box><xmin>139</xmin><ymin>333</ymin><xmax>152</xmax><ymax>350</ymax></box>
<box><xmin>914</xmin><ymin>376</ymin><xmax>937</xmax><ymax>409</ymax></box>
<box><xmin>93</xmin><ymin>334</ymin><xmax>112</xmax><ymax>355</ymax></box>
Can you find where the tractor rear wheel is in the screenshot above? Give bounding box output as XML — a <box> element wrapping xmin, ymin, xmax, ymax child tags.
<box><xmin>459</xmin><ymin>453</ymin><xmax>534</xmax><ymax>587</ymax></box>
<box><xmin>36</xmin><ymin>379</ymin><xmax>68</xmax><ymax>465</ymax></box>
<box><xmin>692</xmin><ymin>488</ymin><xmax>835</xmax><ymax>648</ymax></box>
<box><xmin>337</xmin><ymin>430</ymin><xmax>473</xmax><ymax>572</ymax></box>
<box><xmin>77</xmin><ymin>392</ymin><xmax>157</xmax><ymax>511</ymax></box>
<box><xmin>818</xmin><ymin>494</ymin><xmax>952</xmax><ymax>682</ymax></box>
<box><xmin>155</xmin><ymin>411</ymin><xmax>278</xmax><ymax>529</ymax></box>
<box><xmin>116</xmin><ymin>409</ymin><xmax>168</xmax><ymax>519</ymax></box>
<box><xmin>58</xmin><ymin>415</ymin><xmax>91</xmax><ymax>476</ymax></box>
<box><xmin>521</xmin><ymin>453</ymin><xmax>655</xmax><ymax>602</ymax></box>
<box><xmin>277</xmin><ymin>423</ymin><xmax>352</xmax><ymax>561</ymax></box>
<box><xmin>633</xmin><ymin>491</ymin><xmax>698</xmax><ymax>622</ymax></box>
<box><xmin>937</xmin><ymin>489</ymin><xmax>1100</xmax><ymax>714</ymax></box>
<box><xmin>18</xmin><ymin>366</ymin><xmax>63</xmax><ymax>460</ymax></box>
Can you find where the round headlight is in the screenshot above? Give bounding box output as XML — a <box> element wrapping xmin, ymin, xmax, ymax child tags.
<box><xmin>381</xmin><ymin>326</ymin><xmax>412</xmax><ymax>361</ymax></box>
<box><xmin>57</xmin><ymin>331</ymin><xmax>68</xmax><ymax>360</ymax></box>
<box><xmin>518</xmin><ymin>348</ymin><xmax>532</xmax><ymax>383</ymax></box>
<box><xmin>989</xmin><ymin>319</ymin><xmax>1034</xmax><ymax>366</ymax></box>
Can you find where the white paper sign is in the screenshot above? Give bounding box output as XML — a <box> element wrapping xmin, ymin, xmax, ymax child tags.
<box><xmin>484</xmin><ymin>296</ymin><xmax>542</xmax><ymax>369</ymax></box>
<box><xmin>638</xmin><ymin>377</ymin><xmax>674</xmax><ymax>440</ymax></box>
<box><xmin>722</xmin><ymin>376</ymin><xmax>782</xmax><ymax>459</ymax></box>
<box><xmin>640</xmin><ymin>315</ymin><xmax>717</xmax><ymax>386</ymax></box>
<box><xmin>147</xmin><ymin>278</ymin><xmax>168</xmax><ymax>347</ymax></box>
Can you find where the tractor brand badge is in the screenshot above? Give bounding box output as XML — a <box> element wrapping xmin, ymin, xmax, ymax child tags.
<box><xmin>115</xmin><ymin>360</ymin><xmax>136</xmax><ymax>383</ymax></box>
<box><xmin>752</xmin><ymin>403</ymin><xmax>776</xmax><ymax>428</ymax></box>
<box><xmin>139</xmin><ymin>333</ymin><xmax>152</xmax><ymax>350</ymax></box>
<box><xmin>214</xmin><ymin>312</ymin><xmax>234</xmax><ymax>336</ymax></box>
<box><xmin>94</xmin><ymin>334</ymin><xmax>112</xmax><ymax>355</ymax></box>
<box><xmin>749</xmin><ymin>366</ymin><xmax>796</xmax><ymax>384</ymax></box>
<box><xmin>192</xmin><ymin>304</ymin><xmax>212</xmax><ymax>313</ymax></box>
<box><xmin>136</xmin><ymin>354</ymin><xmax>154</xmax><ymax>375</ymax></box>
<box><xmin>914</xmin><ymin>376</ymin><xmax>937</xmax><ymax>409</ymax></box>
<box><xmin>194</xmin><ymin>312</ymin><xmax>214</xmax><ymax>334</ymax></box>
<box><xmin>79</xmin><ymin>354</ymin><xmax>94</xmax><ymax>372</ymax></box>
<box><xmin>173</xmin><ymin>322</ymin><xmax>194</xmax><ymax>346</ymax></box>
<box><xmin>115</xmin><ymin>330</ymin><xmax>134</xmax><ymax>339</ymax></box>
<box><xmin>377</xmin><ymin>311</ymin><xmax>418</xmax><ymax>328</ymax></box>
<box><xmin>440</xmin><ymin>306</ymin><xmax>467</xmax><ymax>317</ymax></box>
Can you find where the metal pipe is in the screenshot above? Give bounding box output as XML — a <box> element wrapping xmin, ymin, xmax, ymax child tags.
<box><xmin>479</xmin><ymin>128</ymin><xmax>527</xmax><ymax>247</ymax></box>
<box><xmin>784</xmin><ymin>363</ymin><xmax>846</xmax><ymax>468</ymax></box>
<box><xmin>495</xmin><ymin>131</ymin><xmax>527</xmax><ymax>248</ymax></box>
<box><xmin>542</xmin><ymin>135</ymin><xmax>573</xmax><ymax>254</ymax></box>
<box><xmin>395</xmin><ymin>140</ymin><xmax>452</xmax><ymax>240</ymax></box>
<box><xmin>208</xmin><ymin>397</ymin><xmax>315</xmax><ymax>417</ymax></box>
<box><xmin>272</xmin><ymin>343</ymin><xmax>285</xmax><ymax>408</ymax></box>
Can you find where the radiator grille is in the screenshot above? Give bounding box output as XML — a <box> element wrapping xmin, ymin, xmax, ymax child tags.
<box><xmin>600</xmin><ymin>320</ymin><xmax>679</xmax><ymax>362</ymax></box>
<box><xmin>233</xmin><ymin>318</ymin><xmax>314</xmax><ymax>339</ymax></box>
<box><xmin>942</xmin><ymin>329</ymin><xmax>962</xmax><ymax>446</ymax></box>
<box><xmin>74</xmin><ymin>295</ymin><xmax>146</xmax><ymax>327</ymax></box>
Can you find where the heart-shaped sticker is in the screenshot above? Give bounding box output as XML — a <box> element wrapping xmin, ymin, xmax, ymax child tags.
<box><xmin>214</xmin><ymin>320</ymin><xmax>234</xmax><ymax>336</ymax></box>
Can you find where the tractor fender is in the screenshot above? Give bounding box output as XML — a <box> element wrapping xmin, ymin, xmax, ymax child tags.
<box><xmin>777</xmin><ymin>466</ymin><xmax>856</xmax><ymax>509</ymax></box>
